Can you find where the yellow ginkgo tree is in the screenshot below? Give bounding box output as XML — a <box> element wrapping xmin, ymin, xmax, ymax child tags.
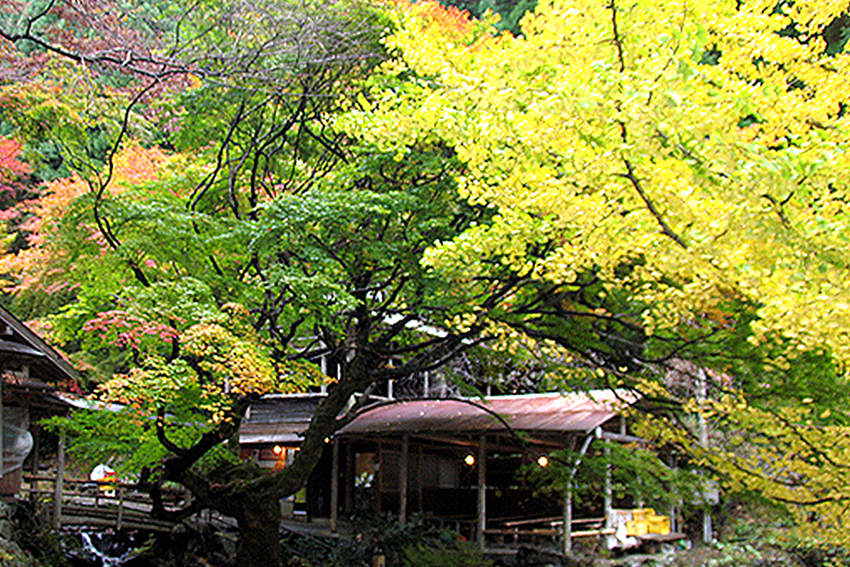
<box><xmin>344</xmin><ymin>0</ymin><xmax>850</xmax><ymax>358</ymax></box>
<box><xmin>339</xmin><ymin>0</ymin><xmax>850</xmax><ymax>544</ymax></box>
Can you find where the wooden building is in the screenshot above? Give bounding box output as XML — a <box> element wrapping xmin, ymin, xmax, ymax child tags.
<box><xmin>240</xmin><ymin>390</ymin><xmax>642</xmax><ymax>552</ymax></box>
<box><xmin>0</xmin><ymin>305</ymin><xmax>79</xmax><ymax>495</ymax></box>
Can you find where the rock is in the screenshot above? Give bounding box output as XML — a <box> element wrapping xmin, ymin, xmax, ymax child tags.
<box><xmin>0</xmin><ymin>537</ymin><xmax>37</xmax><ymax>567</ymax></box>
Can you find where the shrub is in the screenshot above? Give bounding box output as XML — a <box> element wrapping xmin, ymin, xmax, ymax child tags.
<box><xmin>403</xmin><ymin>538</ymin><xmax>494</xmax><ymax>567</ymax></box>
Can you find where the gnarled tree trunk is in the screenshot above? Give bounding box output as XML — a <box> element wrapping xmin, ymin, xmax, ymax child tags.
<box><xmin>233</xmin><ymin>489</ymin><xmax>285</xmax><ymax>567</ymax></box>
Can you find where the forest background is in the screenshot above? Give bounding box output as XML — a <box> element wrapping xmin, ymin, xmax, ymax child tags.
<box><xmin>1</xmin><ymin>0</ymin><xmax>850</xmax><ymax>564</ymax></box>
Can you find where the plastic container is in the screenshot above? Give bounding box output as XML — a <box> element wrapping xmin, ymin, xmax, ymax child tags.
<box><xmin>648</xmin><ymin>515</ymin><xmax>671</xmax><ymax>535</ymax></box>
<box><xmin>626</xmin><ymin>520</ymin><xmax>649</xmax><ymax>536</ymax></box>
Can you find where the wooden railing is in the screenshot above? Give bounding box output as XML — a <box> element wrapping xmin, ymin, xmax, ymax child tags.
<box><xmin>483</xmin><ymin>516</ymin><xmax>614</xmax><ymax>549</ymax></box>
<box><xmin>22</xmin><ymin>475</ymin><xmax>180</xmax><ymax>532</ymax></box>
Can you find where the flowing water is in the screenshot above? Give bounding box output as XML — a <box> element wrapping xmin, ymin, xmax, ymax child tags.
<box><xmin>59</xmin><ymin>525</ymin><xmax>234</xmax><ymax>567</ymax></box>
<box><xmin>64</xmin><ymin>531</ymin><xmax>144</xmax><ymax>567</ymax></box>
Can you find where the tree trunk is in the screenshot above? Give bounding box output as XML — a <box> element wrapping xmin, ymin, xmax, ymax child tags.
<box><xmin>210</xmin><ymin>357</ymin><xmax>377</xmax><ymax>566</ymax></box>
<box><xmin>235</xmin><ymin>490</ymin><xmax>284</xmax><ymax>567</ymax></box>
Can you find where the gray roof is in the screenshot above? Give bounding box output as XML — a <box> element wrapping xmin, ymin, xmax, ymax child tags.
<box><xmin>239</xmin><ymin>394</ymin><xmax>325</xmax><ymax>445</ymax></box>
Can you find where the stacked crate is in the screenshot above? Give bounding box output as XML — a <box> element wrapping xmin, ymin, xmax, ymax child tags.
<box><xmin>625</xmin><ymin>508</ymin><xmax>671</xmax><ymax>536</ymax></box>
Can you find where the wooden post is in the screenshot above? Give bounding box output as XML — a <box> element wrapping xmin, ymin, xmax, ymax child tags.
<box><xmin>399</xmin><ymin>435</ymin><xmax>409</xmax><ymax>526</ymax></box>
<box><xmin>52</xmin><ymin>430</ymin><xmax>65</xmax><ymax>529</ymax></box>
<box><xmin>29</xmin><ymin>427</ymin><xmax>40</xmax><ymax>498</ymax></box>
<box><xmin>476</xmin><ymin>435</ymin><xmax>487</xmax><ymax>550</ymax></box>
<box><xmin>668</xmin><ymin>452</ymin><xmax>678</xmax><ymax>533</ymax></box>
<box><xmin>417</xmin><ymin>445</ymin><xmax>423</xmax><ymax>514</ymax></box>
<box><xmin>331</xmin><ymin>438</ymin><xmax>340</xmax><ymax>533</ymax></box>
<box><xmin>563</xmin><ymin>484</ymin><xmax>573</xmax><ymax>555</ymax></box>
<box><xmin>117</xmin><ymin>484</ymin><xmax>124</xmax><ymax>530</ymax></box>
<box><xmin>376</xmin><ymin>441</ymin><xmax>382</xmax><ymax>515</ymax></box>
<box><xmin>697</xmin><ymin>368</ymin><xmax>713</xmax><ymax>544</ymax></box>
<box><xmin>563</xmin><ymin>430</ymin><xmax>598</xmax><ymax>556</ymax></box>
<box><xmin>604</xmin><ymin>442</ymin><xmax>613</xmax><ymax>548</ymax></box>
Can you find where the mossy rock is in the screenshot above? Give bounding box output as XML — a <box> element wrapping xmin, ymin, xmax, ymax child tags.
<box><xmin>0</xmin><ymin>538</ymin><xmax>38</xmax><ymax>567</ymax></box>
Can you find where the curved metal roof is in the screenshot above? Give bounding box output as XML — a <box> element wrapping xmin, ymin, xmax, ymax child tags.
<box><xmin>339</xmin><ymin>390</ymin><xmax>638</xmax><ymax>437</ymax></box>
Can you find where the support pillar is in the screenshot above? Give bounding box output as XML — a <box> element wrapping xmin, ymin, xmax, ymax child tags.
<box><xmin>399</xmin><ymin>435</ymin><xmax>409</xmax><ymax>525</ymax></box>
<box><xmin>53</xmin><ymin>430</ymin><xmax>65</xmax><ymax>529</ymax></box>
<box><xmin>331</xmin><ymin>438</ymin><xmax>339</xmax><ymax>533</ymax></box>
<box><xmin>563</xmin><ymin>430</ymin><xmax>597</xmax><ymax>556</ymax></box>
<box><xmin>698</xmin><ymin>368</ymin><xmax>713</xmax><ymax>544</ymax></box>
<box><xmin>376</xmin><ymin>441</ymin><xmax>383</xmax><ymax>515</ymax></box>
<box><xmin>563</xmin><ymin>485</ymin><xmax>573</xmax><ymax>555</ymax></box>
<box><xmin>668</xmin><ymin>452</ymin><xmax>678</xmax><ymax>533</ymax></box>
<box><xmin>604</xmin><ymin>442</ymin><xmax>613</xmax><ymax>549</ymax></box>
<box><xmin>476</xmin><ymin>435</ymin><xmax>487</xmax><ymax>550</ymax></box>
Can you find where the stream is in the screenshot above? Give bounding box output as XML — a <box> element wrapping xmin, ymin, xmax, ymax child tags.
<box><xmin>60</xmin><ymin>524</ymin><xmax>236</xmax><ymax>567</ymax></box>
<box><xmin>64</xmin><ymin>531</ymin><xmax>146</xmax><ymax>567</ymax></box>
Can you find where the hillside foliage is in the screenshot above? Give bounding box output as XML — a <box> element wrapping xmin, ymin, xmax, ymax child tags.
<box><xmin>1</xmin><ymin>0</ymin><xmax>850</xmax><ymax>555</ymax></box>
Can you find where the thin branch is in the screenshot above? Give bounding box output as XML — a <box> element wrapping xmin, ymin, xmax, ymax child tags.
<box><xmin>608</xmin><ymin>0</ymin><xmax>627</xmax><ymax>73</ymax></box>
<box><xmin>617</xmin><ymin>159</ymin><xmax>688</xmax><ymax>249</ymax></box>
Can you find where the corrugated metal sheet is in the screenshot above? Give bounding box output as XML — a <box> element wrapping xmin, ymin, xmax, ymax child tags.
<box><xmin>239</xmin><ymin>390</ymin><xmax>639</xmax><ymax>445</ymax></box>
<box><xmin>339</xmin><ymin>390</ymin><xmax>637</xmax><ymax>436</ymax></box>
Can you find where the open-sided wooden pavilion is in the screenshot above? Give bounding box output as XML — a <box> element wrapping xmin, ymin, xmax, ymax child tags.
<box><xmin>240</xmin><ymin>390</ymin><xmax>643</xmax><ymax>553</ymax></box>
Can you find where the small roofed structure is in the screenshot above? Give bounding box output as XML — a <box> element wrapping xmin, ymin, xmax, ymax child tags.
<box><xmin>0</xmin><ymin>305</ymin><xmax>79</xmax><ymax>495</ymax></box>
<box><xmin>240</xmin><ymin>390</ymin><xmax>642</xmax><ymax>553</ymax></box>
<box><xmin>240</xmin><ymin>394</ymin><xmax>326</xmax><ymax>452</ymax></box>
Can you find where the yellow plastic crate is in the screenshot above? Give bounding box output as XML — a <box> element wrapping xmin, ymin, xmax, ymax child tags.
<box><xmin>631</xmin><ymin>508</ymin><xmax>656</xmax><ymax>522</ymax></box>
<box><xmin>626</xmin><ymin>520</ymin><xmax>649</xmax><ymax>536</ymax></box>
<box><xmin>648</xmin><ymin>515</ymin><xmax>671</xmax><ymax>535</ymax></box>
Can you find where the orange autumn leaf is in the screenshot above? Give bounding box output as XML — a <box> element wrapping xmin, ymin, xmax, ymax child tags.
<box><xmin>110</xmin><ymin>143</ymin><xmax>170</xmax><ymax>188</ymax></box>
<box><xmin>0</xmin><ymin>143</ymin><xmax>177</xmax><ymax>293</ymax></box>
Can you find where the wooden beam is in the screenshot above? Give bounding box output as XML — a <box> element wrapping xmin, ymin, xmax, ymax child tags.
<box><xmin>331</xmin><ymin>438</ymin><xmax>339</xmax><ymax>533</ymax></box>
<box><xmin>53</xmin><ymin>430</ymin><xmax>65</xmax><ymax>529</ymax></box>
<box><xmin>399</xmin><ymin>435</ymin><xmax>409</xmax><ymax>526</ymax></box>
<box><xmin>563</xmin><ymin>485</ymin><xmax>572</xmax><ymax>555</ymax></box>
<box><xmin>476</xmin><ymin>435</ymin><xmax>486</xmax><ymax>550</ymax></box>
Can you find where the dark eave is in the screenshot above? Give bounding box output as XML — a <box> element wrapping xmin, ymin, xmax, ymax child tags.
<box><xmin>0</xmin><ymin>305</ymin><xmax>79</xmax><ymax>383</ymax></box>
